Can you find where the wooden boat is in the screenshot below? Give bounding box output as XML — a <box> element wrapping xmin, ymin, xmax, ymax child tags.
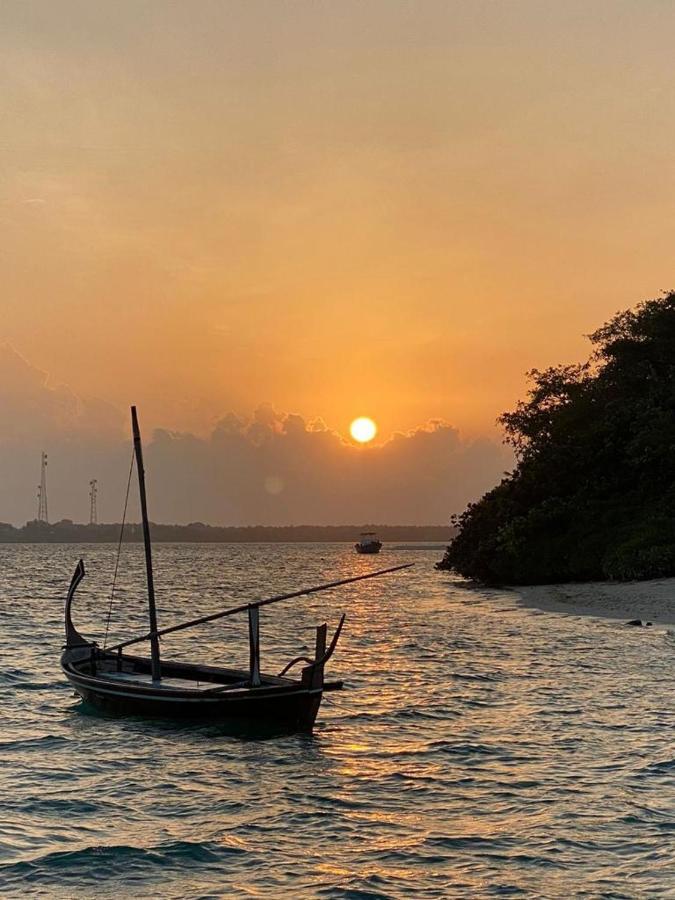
<box><xmin>355</xmin><ymin>532</ymin><xmax>383</xmax><ymax>554</ymax></box>
<box><xmin>61</xmin><ymin>407</ymin><xmax>412</xmax><ymax>732</ymax></box>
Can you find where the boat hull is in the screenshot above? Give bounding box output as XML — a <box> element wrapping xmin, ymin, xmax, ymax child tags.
<box><xmin>61</xmin><ymin>654</ymin><xmax>324</xmax><ymax>732</ymax></box>
<box><xmin>355</xmin><ymin>542</ymin><xmax>382</xmax><ymax>554</ymax></box>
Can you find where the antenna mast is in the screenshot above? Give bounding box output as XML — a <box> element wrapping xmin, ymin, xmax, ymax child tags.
<box><xmin>89</xmin><ymin>479</ymin><xmax>98</xmax><ymax>525</ymax></box>
<box><xmin>37</xmin><ymin>452</ymin><xmax>49</xmax><ymax>523</ymax></box>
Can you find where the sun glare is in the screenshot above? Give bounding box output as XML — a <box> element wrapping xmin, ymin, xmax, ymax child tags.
<box><xmin>350</xmin><ymin>417</ymin><xmax>377</xmax><ymax>443</ymax></box>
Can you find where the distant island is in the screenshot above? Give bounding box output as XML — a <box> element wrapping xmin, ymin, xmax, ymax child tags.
<box><xmin>438</xmin><ymin>292</ymin><xmax>675</xmax><ymax>584</ymax></box>
<box><xmin>0</xmin><ymin>521</ymin><xmax>455</xmax><ymax>544</ymax></box>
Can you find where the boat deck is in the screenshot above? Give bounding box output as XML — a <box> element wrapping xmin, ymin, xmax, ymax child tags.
<box><xmin>100</xmin><ymin>671</ymin><xmax>238</xmax><ymax>692</ymax></box>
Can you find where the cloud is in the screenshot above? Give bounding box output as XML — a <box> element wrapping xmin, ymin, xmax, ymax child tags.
<box><xmin>0</xmin><ymin>347</ymin><xmax>512</xmax><ymax>525</ymax></box>
<box><xmin>0</xmin><ymin>344</ymin><xmax>124</xmax><ymax>444</ymax></box>
<box><xmin>145</xmin><ymin>406</ymin><xmax>512</xmax><ymax>525</ymax></box>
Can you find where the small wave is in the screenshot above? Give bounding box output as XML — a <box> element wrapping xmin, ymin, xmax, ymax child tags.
<box><xmin>449</xmin><ymin>670</ymin><xmax>500</xmax><ymax>682</ymax></box>
<box><xmin>640</xmin><ymin>758</ymin><xmax>675</xmax><ymax>774</ymax></box>
<box><xmin>13</xmin><ymin>682</ymin><xmax>61</xmax><ymax>694</ymax></box>
<box><xmin>0</xmin><ymin>734</ymin><xmax>69</xmax><ymax>753</ymax></box>
<box><xmin>316</xmin><ymin>872</ymin><xmax>397</xmax><ymax>900</ymax></box>
<box><xmin>428</xmin><ymin>740</ymin><xmax>498</xmax><ymax>755</ymax></box>
<box><xmin>0</xmin><ymin>840</ymin><xmax>246</xmax><ymax>886</ymax></box>
<box><xmin>389</xmin><ymin>706</ymin><xmax>461</xmax><ymax>722</ymax></box>
<box><xmin>0</xmin><ymin>668</ymin><xmax>33</xmax><ymax>684</ymax></box>
<box><xmin>1</xmin><ymin>797</ymin><xmax>101</xmax><ymax>816</ymax></box>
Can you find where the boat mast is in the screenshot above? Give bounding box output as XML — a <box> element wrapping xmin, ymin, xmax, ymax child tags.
<box><xmin>130</xmin><ymin>406</ymin><xmax>161</xmax><ymax>681</ymax></box>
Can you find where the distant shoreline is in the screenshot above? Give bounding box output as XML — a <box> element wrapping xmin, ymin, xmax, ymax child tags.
<box><xmin>0</xmin><ymin>522</ymin><xmax>455</xmax><ymax>544</ymax></box>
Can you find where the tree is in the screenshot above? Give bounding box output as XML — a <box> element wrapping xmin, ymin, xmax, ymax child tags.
<box><xmin>437</xmin><ymin>292</ymin><xmax>675</xmax><ymax>583</ymax></box>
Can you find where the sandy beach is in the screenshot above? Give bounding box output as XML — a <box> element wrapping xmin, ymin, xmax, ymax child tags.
<box><xmin>514</xmin><ymin>578</ymin><xmax>675</xmax><ymax>626</ymax></box>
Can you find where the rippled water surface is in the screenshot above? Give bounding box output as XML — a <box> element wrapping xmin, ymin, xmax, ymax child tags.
<box><xmin>1</xmin><ymin>543</ymin><xmax>675</xmax><ymax>898</ymax></box>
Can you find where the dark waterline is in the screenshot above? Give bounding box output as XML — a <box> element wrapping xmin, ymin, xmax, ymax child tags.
<box><xmin>1</xmin><ymin>543</ymin><xmax>674</xmax><ymax>897</ymax></box>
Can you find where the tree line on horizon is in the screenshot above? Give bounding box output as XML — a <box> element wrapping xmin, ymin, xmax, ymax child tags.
<box><xmin>438</xmin><ymin>292</ymin><xmax>675</xmax><ymax>584</ymax></box>
<box><xmin>0</xmin><ymin>521</ymin><xmax>454</xmax><ymax>543</ymax></box>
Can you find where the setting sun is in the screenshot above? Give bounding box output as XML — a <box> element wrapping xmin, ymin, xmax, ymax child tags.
<box><xmin>350</xmin><ymin>417</ymin><xmax>377</xmax><ymax>443</ymax></box>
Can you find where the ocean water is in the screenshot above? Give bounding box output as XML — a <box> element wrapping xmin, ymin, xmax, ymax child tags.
<box><xmin>1</xmin><ymin>543</ymin><xmax>674</xmax><ymax>898</ymax></box>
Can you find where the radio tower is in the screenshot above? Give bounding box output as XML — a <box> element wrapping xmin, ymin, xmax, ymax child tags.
<box><xmin>37</xmin><ymin>452</ymin><xmax>49</xmax><ymax>523</ymax></box>
<box><xmin>89</xmin><ymin>479</ymin><xmax>98</xmax><ymax>525</ymax></box>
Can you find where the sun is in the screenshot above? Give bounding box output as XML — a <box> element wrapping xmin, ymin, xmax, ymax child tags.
<box><xmin>350</xmin><ymin>416</ymin><xmax>377</xmax><ymax>443</ymax></box>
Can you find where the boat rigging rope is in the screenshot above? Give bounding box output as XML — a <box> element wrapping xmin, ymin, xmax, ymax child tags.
<box><xmin>103</xmin><ymin>449</ymin><xmax>135</xmax><ymax>649</ymax></box>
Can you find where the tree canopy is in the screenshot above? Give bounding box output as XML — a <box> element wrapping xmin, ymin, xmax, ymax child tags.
<box><xmin>437</xmin><ymin>292</ymin><xmax>675</xmax><ymax>584</ymax></box>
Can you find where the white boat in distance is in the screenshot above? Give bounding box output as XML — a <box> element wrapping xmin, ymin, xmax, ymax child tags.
<box><xmin>355</xmin><ymin>532</ymin><xmax>383</xmax><ymax>555</ymax></box>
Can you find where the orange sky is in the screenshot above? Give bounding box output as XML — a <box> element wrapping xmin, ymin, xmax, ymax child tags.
<box><xmin>3</xmin><ymin>0</ymin><xmax>675</xmax><ymax>444</ymax></box>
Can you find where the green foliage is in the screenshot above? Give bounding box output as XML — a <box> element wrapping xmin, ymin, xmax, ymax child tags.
<box><xmin>437</xmin><ymin>292</ymin><xmax>675</xmax><ymax>583</ymax></box>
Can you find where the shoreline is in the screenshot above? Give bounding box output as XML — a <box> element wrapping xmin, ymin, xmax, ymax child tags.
<box><xmin>0</xmin><ymin>525</ymin><xmax>454</xmax><ymax>544</ymax></box>
<box><xmin>513</xmin><ymin>578</ymin><xmax>675</xmax><ymax>627</ymax></box>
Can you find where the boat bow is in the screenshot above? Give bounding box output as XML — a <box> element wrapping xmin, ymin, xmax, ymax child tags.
<box><xmin>64</xmin><ymin>559</ymin><xmax>90</xmax><ymax>649</ymax></box>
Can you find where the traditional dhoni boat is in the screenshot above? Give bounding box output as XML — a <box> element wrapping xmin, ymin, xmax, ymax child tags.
<box><xmin>61</xmin><ymin>407</ymin><xmax>412</xmax><ymax>731</ymax></box>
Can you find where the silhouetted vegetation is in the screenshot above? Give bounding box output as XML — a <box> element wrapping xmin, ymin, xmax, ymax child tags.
<box><xmin>0</xmin><ymin>521</ymin><xmax>454</xmax><ymax>544</ymax></box>
<box><xmin>437</xmin><ymin>292</ymin><xmax>675</xmax><ymax>584</ymax></box>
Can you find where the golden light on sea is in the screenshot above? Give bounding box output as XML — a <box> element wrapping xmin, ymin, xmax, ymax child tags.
<box><xmin>350</xmin><ymin>417</ymin><xmax>377</xmax><ymax>443</ymax></box>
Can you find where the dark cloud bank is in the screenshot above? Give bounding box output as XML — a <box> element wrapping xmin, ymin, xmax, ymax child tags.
<box><xmin>0</xmin><ymin>345</ymin><xmax>512</xmax><ymax>526</ymax></box>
